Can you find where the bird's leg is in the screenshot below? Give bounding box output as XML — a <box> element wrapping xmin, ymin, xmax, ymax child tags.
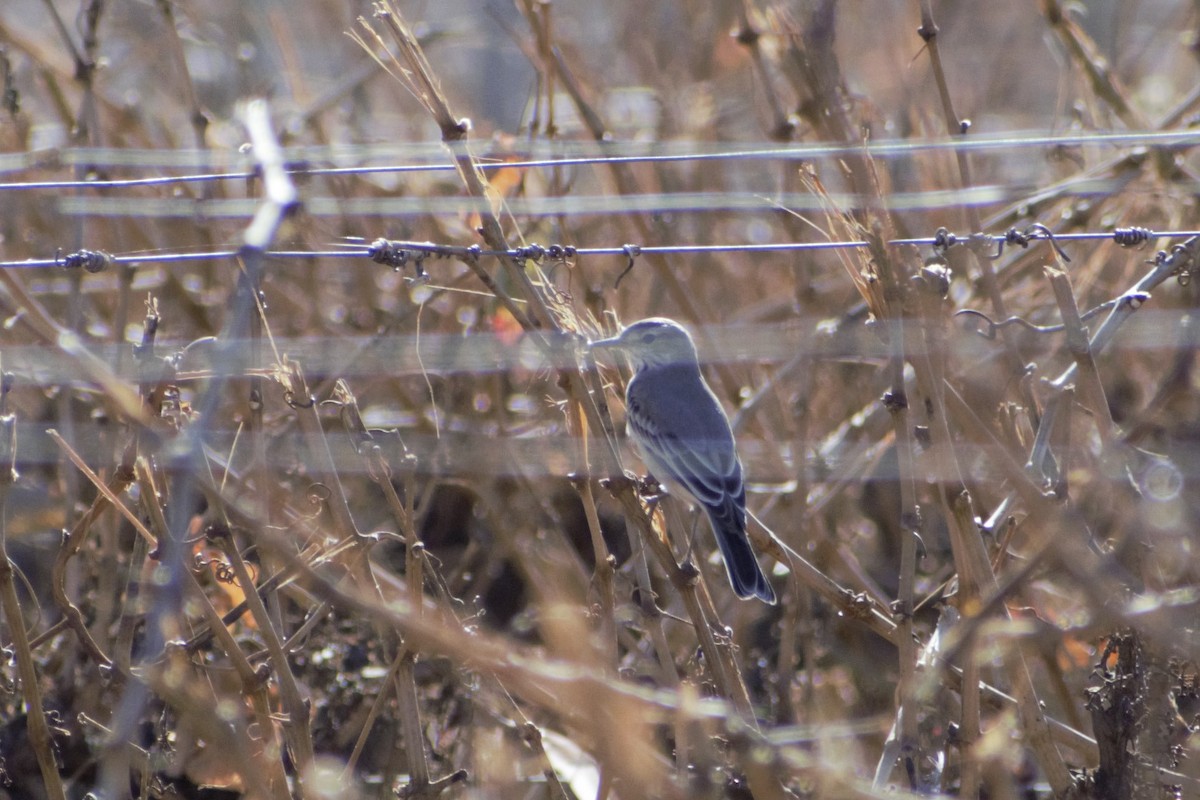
<box><xmin>680</xmin><ymin>507</ymin><xmax>702</xmax><ymax>563</ymax></box>
<box><xmin>637</xmin><ymin>476</ymin><xmax>702</xmax><ymax>569</ymax></box>
<box><xmin>634</xmin><ymin>472</ymin><xmax>667</xmax><ymax>511</ymax></box>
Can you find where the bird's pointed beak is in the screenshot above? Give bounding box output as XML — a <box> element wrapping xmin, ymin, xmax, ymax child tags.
<box><xmin>587</xmin><ymin>331</ymin><xmax>624</xmax><ymax>351</ymax></box>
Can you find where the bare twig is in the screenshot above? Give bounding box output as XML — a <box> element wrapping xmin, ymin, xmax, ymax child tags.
<box><xmin>0</xmin><ymin>376</ymin><xmax>68</xmax><ymax>800</ymax></box>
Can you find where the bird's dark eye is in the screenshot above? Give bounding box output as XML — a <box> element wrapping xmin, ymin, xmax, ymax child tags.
<box><xmin>641</xmin><ymin>333</ymin><xmax>657</xmax><ymax>343</ymax></box>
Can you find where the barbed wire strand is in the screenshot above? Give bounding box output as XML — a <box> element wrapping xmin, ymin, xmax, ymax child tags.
<box><xmin>3</xmin><ymin>226</ymin><xmax>1196</xmax><ymax>271</ymax></box>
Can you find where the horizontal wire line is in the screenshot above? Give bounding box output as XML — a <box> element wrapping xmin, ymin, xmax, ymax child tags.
<box><xmin>1</xmin><ymin>128</ymin><xmax>1198</xmax><ymax>191</ymax></box>
<box><xmin>49</xmin><ymin>179</ymin><xmax>1174</xmax><ymax>220</ymax></box>
<box><xmin>3</xmin><ymin>419</ymin><xmax>1082</xmax><ymax>484</ymax></box>
<box><xmin>2</xmin><ymin>310</ymin><xmax>1189</xmax><ymax>383</ymax></box>
<box><xmin>3</xmin><ymin>228</ymin><xmax>1197</xmax><ymax>270</ymax></box>
<box><xmin>3</xmin><ymin>422</ymin><xmax>1191</xmax><ymax>482</ymax></box>
<box><xmin>6</xmin><ymin>129</ymin><xmax>1198</xmax><ymax>170</ymax></box>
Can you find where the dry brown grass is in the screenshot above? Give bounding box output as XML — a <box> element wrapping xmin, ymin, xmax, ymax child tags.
<box><xmin>2</xmin><ymin>1</ymin><xmax>1200</xmax><ymax>798</ymax></box>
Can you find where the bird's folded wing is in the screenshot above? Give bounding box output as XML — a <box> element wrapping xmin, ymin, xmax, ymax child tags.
<box><xmin>627</xmin><ymin>412</ymin><xmax>742</xmax><ymax>508</ymax></box>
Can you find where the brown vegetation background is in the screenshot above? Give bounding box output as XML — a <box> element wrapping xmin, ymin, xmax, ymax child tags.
<box><xmin>1</xmin><ymin>1</ymin><xmax>1200</xmax><ymax>798</ymax></box>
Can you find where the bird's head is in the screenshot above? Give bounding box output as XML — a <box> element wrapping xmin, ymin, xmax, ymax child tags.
<box><xmin>589</xmin><ymin>317</ymin><xmax>700</xmax><ymax>370</ymax></box>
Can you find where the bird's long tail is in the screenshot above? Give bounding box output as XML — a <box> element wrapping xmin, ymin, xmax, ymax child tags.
<box><xmin>709</xmin><ymin>512</ymin><xmax>776</xmax><ymax>604</ymax></box>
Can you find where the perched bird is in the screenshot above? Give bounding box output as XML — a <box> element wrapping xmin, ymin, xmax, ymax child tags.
<box><xmin>590</xmin><ymin>318</ymin><xmax>777</xmax><ymax>604</ymax></box>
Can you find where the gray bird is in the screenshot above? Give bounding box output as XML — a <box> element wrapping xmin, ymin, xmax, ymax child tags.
<box><xmin>590</xmin><ymin>318</ymin><xmax>777</xmax><ymax>604</ymax></box>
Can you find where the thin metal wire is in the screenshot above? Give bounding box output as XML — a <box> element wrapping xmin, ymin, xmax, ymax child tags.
<box><xmin>0</xmin><ymin>170</ymin><xmax>257</xmax><ymax>191</ymax></box>
<box><xmin>51</xmin><ymin>180</ymin><xmax>1174</xmax><ymax>222</ymax></box>
<box><xmin>1</xmin><ymin>128</ymin><xmax>1198</xmax><ymax>191</ymax></box>
<box><xmin>53</xmin><ymin>185</ymin><xmax>1055</xmax><ymax>217</ymax></box>
<box><xmin>2</xmin><ymin>309</ymin><xmax>1190</xmax><ymax>386</ymax></box>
